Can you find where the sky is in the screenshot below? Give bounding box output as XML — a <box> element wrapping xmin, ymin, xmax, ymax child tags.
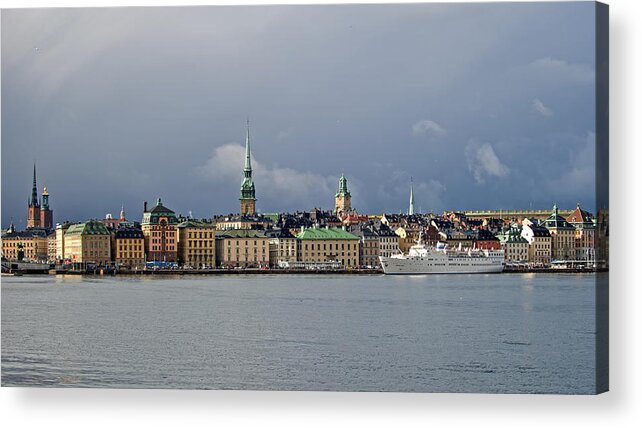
<box><xmin>1</xmin><ymin>2</ymin><xmax>599</xmax><ymax>228</ymax></box>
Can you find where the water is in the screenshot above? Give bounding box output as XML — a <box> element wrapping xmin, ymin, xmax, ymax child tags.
<box><xmin>1</xmin><ymin>273</ymin><xmax>599</xmax><ymax>393</ymax></box>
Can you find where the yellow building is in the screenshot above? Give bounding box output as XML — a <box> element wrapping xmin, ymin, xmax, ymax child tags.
<box><xmin>541</xmin><ymin>205</ymin><xmax>575</xmax><ymax>261</ymax></box>
<box><xmin>521</xmin><ymin>221</ymin><xmax>552</xmax><ymax>265</ymax></box>
<box><xmin>63</xmin><ymin>220</ymin><xmax>111</xmax><ymax>265</ymax></box>
<box><xmin>296</xmin><ymin>227</ymin><xmax>360</xmax><ymax>267</ymax></box>
<box><xmin>114</xmin><ymin>227</ymin><xmax>145</xmax><ymax>270</ymax></box>
<box><xmin>266</xmin><ymin>229</ymin><xmax>298</xmax><ymax>267</ymax></box>
<box><xmin>215</xmin><ymin>229</ymin><xmax>269</xmax><ymax>268</ymax></box>
<box><xmin>177</xmin><ymin>220</ymin><xmax>216</xmax><ymax>269</ymax></box>
<box><xmin>1</xmin><ymin>225</ymin><xmax>49</xmax><ymax>261</ymax></box>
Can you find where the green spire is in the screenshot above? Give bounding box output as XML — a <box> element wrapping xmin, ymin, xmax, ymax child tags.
<box><xmin>240</xmin><ymin>119</ymin><xmax>256</xmax><ymax>200</ymax></box>
<box><xmin>336</xmin><ymin>174</ymin><xmax>350</xmax><ymax>197</ymax></box>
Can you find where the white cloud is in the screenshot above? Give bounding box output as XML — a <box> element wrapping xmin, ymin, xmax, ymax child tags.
<box><xmin>412</xmin><ymin>119</ymin><xmax>446</xmax><ymax>137</ymax></box>
<box><xmin>465</xmin><ymin>141</ymin><xmax>510</xmax><ymax>184</ymax></box>
<box><xmin>196</xmin><ymin>143</ymin><xmax>336</xmax><ymax>211</ymax></box>
<box><xmin>532</xmin><ymin>98</ymin><xmax>553</xmax><ymax>117</ymax></box>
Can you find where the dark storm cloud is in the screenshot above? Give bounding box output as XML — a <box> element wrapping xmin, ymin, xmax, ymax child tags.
<box><xmin>1</xmin><ymin>2</ymin><xmax>597</xmax><ymax>227</ymax></box>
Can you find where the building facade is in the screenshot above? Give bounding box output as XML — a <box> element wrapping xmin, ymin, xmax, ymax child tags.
<box><xmin>141</xmin><ymin>198</ymin><xmax>179</xmax><ymax>262</ymax></box>
<box><xmin>1</xmin><ymin>225</ymin><xmax>50</xmax><ymax>261</ymax></box>
<box><xmin>177</xmin><ymin>220</ymin><xmax>216</xmax><ymax>268</ymax></box>
<box><xmin>566</xmin><ymin>203</ymin><xmax>596</xmax><ymax>264</ymax></box>
<box><xmin>63</xmin><ymin>220</ymin><xmax>111</xmax><ymax>264</ymax></box>
<box><xmin>297</xmin><ymin>227</ymin><xmax>360</xmax><ymax>267</ymax></box>
<box><xmin>541</xmin><ymin>205</ymin><xmax>575</xmax><ymax>261</ymax></box>
<box><xmin>266</xmin><ymin>228</ymin><xmax>298</xmax><ymax>267</ymax></box>
<box><xmin>498</xmin><ymin>228</ymin><xmax>529</xmax><ymax>263</ymax></box>
<box><xmin>521</xmin><ymin>221</ymin><xmax>552</xmax><ymax>265</ymax></box>
<box><xmin>113</xmin><ymin>227</ymin><xmax>145</xmax><ymax>270</ymax></box>
<box><xmin>215</xmin><ymin>229</ymin><xmax>269</xmax><ymax>268</ymax></box>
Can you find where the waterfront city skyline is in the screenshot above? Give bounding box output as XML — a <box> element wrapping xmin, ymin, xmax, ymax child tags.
<box><xmin>1</xmin><ymin>3</ymin><xmax>598</xmax><ymax>227</ymax></box>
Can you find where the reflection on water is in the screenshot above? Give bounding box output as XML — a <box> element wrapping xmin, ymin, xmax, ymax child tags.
<box><xmin>1</xmin><ymin>273</ymin><xmax>599</xmax><ymax>393</ymax></box>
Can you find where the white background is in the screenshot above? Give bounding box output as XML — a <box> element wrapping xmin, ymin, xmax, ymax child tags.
<box><xmin>1</xmin><ymin>1</ymin><xmax>640</xmax><ymax>427</ymax></box>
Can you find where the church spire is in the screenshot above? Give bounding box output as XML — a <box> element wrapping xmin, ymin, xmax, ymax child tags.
<box><xmin>408</xmin><ymin>177</ymin><xmax>415</xmax><ymax>215</ymax></box>
<box><xmin>244</xmin><ymin>118</ymin><xmax>252</xmax><ymax>173</ymax></box>
<box><xmin>30</xmin><ymin>163</ymin><xmax>39</xmax><ymax>208</ymax></box>
<box><xmin>240</xmin><ymin>119</ymin><xmax>256</xmax><ymax>216</ymax></box>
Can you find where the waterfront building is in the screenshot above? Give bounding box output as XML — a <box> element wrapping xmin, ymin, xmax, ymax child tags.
<box><xmin>353</xmin><ymin>226</ymin><xmax>380</xmax><ymax>267</ymax></box>
<box><xmin>113</xmin><ymin>226</ymin><xmax>145</xmax><ymax>270</ymax></box>
<box><xmin>296</xmin><ymin>227</ymin><xmax>360</xmax><ymax>267</ymax></box>
<box><xmin>63</xmin><ymin>220</ymin><xmax>111</xmax><ymax>265</ymax></box>
<box><xmin>566</xmin><ymin>203</ymin><xmax>596</xmax><ymax>264</ymax></box>
<box><xmin>473</xmin><ymin>228</ymin><xmax>501</xmax><ymax>250</ymax></box>
<box><xmin>376</xmin><ymin>224</ymin><xmax>401</xmax><ymax>258</ymax></box>
<box><xmin>141</xmin><ymin>198</ymin><xmax>179</xmax><ymax>263</ymax></box>
<box><xmin>265</xmin><ymin>228</ymin><xmax>298</xmax><ymax>267</ymax></box>
<box><xmin>334</xmin><ymin>174</ymin><xmax>352</xmax><ymax>214</ymax></box>
<box><xmin>1</xmin><ymin>224</ymin><xmax>50</xmax><ymax>261</ymax></box>
<box><xmin>239</xmin><ymin>120</ymin><xmax>257</xmax><ymax>216</ymax></box>
<box><xmin>215</xmin><ymin>229</ymin><xmax>269</xmax><ymax>268</ymax></box>
<box><xmin>47</xmin><ymin>231</ymin><xmax>57</xmax><ymax>262</ymax></box>
<box><xmin>55</xmin><ymin>222</ymin><xmax>72</xmax><ymax>261</ymax></box>
<box><xmin>541</xmin><ymin>204</ymin><xmax>575</xmax><ymax>261</ymax></box>
<box><xmin>177</xmin><ymin>220</ymin><xmax>216</xmax><ymax>268</ymax></box>
<box><xmin>497</xmin><ymin>227</ymin><xmax>529</xmax><ymax>263</ymax></box>
<box><xmin>521</xmin><ymin>221</ymin><xmax>552</xmax><ymax>265</ymax></box>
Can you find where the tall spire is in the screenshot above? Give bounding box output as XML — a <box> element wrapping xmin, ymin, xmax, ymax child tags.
<box><xmin>240</xmin><ymin>119</ymin><xmax>257</xmax><ymax>215</ymax></box>
<box><xmin>244</xmin><ymin>117</ymin><xmax>252</xmax><ymax>173</ymax></box>
<box><xmin>30</xmin><ymin>163</ymin><xmax>39</xmax><ymax>207</ymax></box>
<box><xmin>408</xmin><ymin>177</ymin><xmax>415</xmax><ymax>215</ymax></box>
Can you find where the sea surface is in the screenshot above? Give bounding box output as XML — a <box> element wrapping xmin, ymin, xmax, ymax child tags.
<box><xmin>1</xmin><ymin>273</ymin><xmax>599</xmax><ymax>393</ymax></box>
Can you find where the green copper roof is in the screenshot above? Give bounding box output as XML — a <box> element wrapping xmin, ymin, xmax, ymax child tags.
<box><xmin>65</xmin><ymin>220</ymin><xmax>110</xmax><ymax>236</ymax></box>
<box><xmin>335</xmin><ymin>174</ymin><xmax>350</xmax><ymax>197</ymax></box>
<box><xmin>297</xmin><ymin>227</ymin><xmax>360</xmax><ymax>240</ymax></box>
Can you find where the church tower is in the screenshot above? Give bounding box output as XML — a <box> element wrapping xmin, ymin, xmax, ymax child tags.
<box><xmin>335</xmin><ymin>174</ymin><xmax>352</xmax><ymax>214</ymax></box>
<box><xmin>239</xmin><ymin>119</ymin><xmax>257</xmax><ymax>216</ymax></box>
<box><xmin>40</xmin><ymin>185</ymin><xmax>53</xmax><ymax>229</ymax></box>
<box><xmin>408</xmin><ymin>178</ymin><xmax>415</xmax><ymax>215</ymax></box>
<box><xmin>27</xmin><ymin>163</ymin><xmax>41</xmax><ymax>228</ymax></box>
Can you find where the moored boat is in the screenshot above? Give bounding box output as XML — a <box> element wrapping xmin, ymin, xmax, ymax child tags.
<box><xmin>379</xmin><ymin>234</ymin><xmax>504</xmax><ymax>275</ymax></box>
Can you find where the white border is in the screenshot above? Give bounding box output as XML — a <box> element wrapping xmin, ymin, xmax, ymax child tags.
<box><xmin>1</xmin><ymin>1</ymin><xmax>640</xmax><ymax>427</ymax></box>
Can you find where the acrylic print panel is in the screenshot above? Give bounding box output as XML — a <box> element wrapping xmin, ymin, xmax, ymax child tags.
<box><xmin>0</xmin><ymin>2</ymin><xmax>608</xmax><ymax>394</ymax></box>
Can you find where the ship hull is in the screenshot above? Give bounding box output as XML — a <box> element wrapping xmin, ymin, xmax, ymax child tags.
<box><xmin>379</xmin><ymin>255</ymin><xmax>504</xmax><ymax>275</ymax></box>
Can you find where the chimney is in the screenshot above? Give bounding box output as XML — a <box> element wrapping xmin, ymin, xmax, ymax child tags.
<box><xmin>144</xmin><ymin>201</ymin><xmax>148</xmax><ymax>212</ymax></box>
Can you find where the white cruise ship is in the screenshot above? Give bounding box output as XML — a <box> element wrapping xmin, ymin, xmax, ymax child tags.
<box><xmin>379</xmin><ymin>235</ymin><xmax>504</xmax><ymax>275</ymax></box>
